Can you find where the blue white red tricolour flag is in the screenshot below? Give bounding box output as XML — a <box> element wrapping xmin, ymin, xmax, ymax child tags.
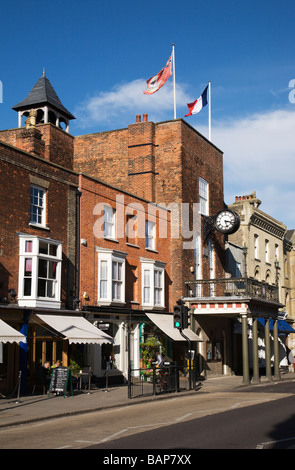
<box><xmin>144</xmin><ymin>55</ymin><xmax>172</xmax><ymax>95</ymax></box>
<box><xmin>185</xmin><ymin>85</ymin><xmax>208</xmax><ymax>116</ymax></box>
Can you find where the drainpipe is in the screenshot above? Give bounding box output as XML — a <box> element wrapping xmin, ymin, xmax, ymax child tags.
<box><xmin>76</xmin><ymin>178</ymin><xmax>82</xmax><ymax>306</ymax></box>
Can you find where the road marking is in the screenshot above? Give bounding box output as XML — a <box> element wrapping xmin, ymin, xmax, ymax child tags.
<box><xmin>75</xmin><ymin>440</ymin><xmax>100</xmax><ymax>444</ymax></box>
<box><xmin>256</xmin><ymin>436</ymin><xmax>295</xmax><ymax>449</ymax></box>
<box><xmin>97</xmin><ymin>398</ymin><xmax>276</xmax><ymax>443</ymax></box>
<box><xmin>175</xmin><ymin>413</ymin><xmax>193</xmax><ymax>422</ymax></box>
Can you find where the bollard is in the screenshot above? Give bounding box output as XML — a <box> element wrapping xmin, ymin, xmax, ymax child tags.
<box><xmin>87</xmin><ymin>367</ymin><xmax>92</xmax><ymax>394</ymax></box>
<box><xmin>15</xmin><ymin>371</ymin><xmax>22</xmax><ymax>403</ymax></box>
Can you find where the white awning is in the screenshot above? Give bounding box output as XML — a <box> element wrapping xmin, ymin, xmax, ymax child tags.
<box><xmin>0</xmin><ymin>319</ymin><xmax>26</xmax><ymax>344</ymax></box>
<box><xmin>36</xmin><ymin>314</ymin><xmax>113</xmax><ymax>344</ymax></box>
<box><xmin>145</xmin><ymin>313</ymin><xmax>202</xmax><ymax>342</ymax></box>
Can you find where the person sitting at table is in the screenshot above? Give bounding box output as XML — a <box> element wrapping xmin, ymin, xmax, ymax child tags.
<box><xmin>51</xmin><ymin>360</ymin><xmax>61</xmax><ymax>370</ymax></box>
<box><xmin>35</xmin><ymin>361</ymin><xmax>51</xmax><ymax>390</ymax></box>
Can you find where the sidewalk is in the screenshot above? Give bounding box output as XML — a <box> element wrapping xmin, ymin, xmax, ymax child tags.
<box><xmin>1</xmin><ymin>372</ymin><xmax>294</xmax><ymax>429</ymax></box>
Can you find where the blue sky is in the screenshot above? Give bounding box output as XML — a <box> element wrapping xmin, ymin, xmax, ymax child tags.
<box><xmin>1</xmin><ymin>0</ymin><xmax>295</xmax><ymax>229</ymax></box>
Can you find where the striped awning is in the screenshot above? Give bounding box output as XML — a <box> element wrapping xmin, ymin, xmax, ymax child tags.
<box><xmin>0</xmin><ymin>319</ymin><xmax>26</xmax><ymax>344</ymax></box>
<box><xmin>257</xmin><ymin>318</ymin><xmax>295</xmax><ymax>333</ymax></box>
<box><xmin>35</xmin><ymin>314</ymin><xmax>113</xmax><ymax>344</ymax></box>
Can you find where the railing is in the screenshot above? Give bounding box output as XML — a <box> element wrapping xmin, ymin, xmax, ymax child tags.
<box><xmin>128</xmin><ymin>362</ymin><xmax>197</xmax><ymax>399</ymax></box>
<box><xmin>185</xmin><ymin>277</ymin><xmax>279</xmax><ymax>302</ymax></box>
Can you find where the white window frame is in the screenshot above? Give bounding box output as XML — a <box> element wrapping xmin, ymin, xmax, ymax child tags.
<box><xmin>265</xmin><ymin>239</ymin><xmax>269</xmax><ymax>263</ymax></box>
<box><xmin>208</xmin><ymin>239</ymin><xmax>215</xmax><ymax>296</ymax></box>
<box><xmin>254</xmin><ymin>234</ymin><xmax>259</xmax><ymax>259</ymax></box>
<box><xmin>199</xmin><ymin>177</ymin><xmax>209</xmax><ymax>216</ymax></box>
<box><xmin>104</xmin><ymin>205</ymin><xmax>116</xmax><ymax>240</ymax></box>
<box><xmin>140</xmin><ymin>258</ymin><xmax>166</xmax><ymax>309</ymax></box>
<box><xmin>18</xmin><ymin>234</ymin><xmax>62</xmax><ymax>309</ymax></box>
<box><xmin>275</xmin><ymin>244</ymin><xmax>279</xmax><ymax>261</ymax></box>
<box><xmin>194</xmin><ymin>232</ymin><xmax>202</xmax><ymax>296</ymax></box>
<box><xmin>97</xmin><ymin>247</ymin><xmax>127</xmax><ymax>305</ymax></box>
<box><xmin>146</xmin><ymin>220</ymin><xmax>156</xmax><ymax>251</ymax></box>
<box><xmin>30</xmin><ymin>185</ymin><xmax>46</xmax><ymax>227</ymax></box>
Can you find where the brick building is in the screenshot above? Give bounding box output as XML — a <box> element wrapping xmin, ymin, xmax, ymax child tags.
<box><xmin>74</xmin><ymin>116</ymin><xmax>229</xmax><ymax>376</ymax></box>
<box><xmin>0</xmin><ymin>74</ymin><xmax>113</xmax><ymax>394</ymax></box>
<box><xmin>77</xmin><ymin>172</ymin><xmax>174</xmax><ymax>379</ymax></box>
<box><xmin>0</xmin><ymin>75</ymin><xmax>201</xmax><ymax>393</ymax></box>
<box><xmin>74</xmin><ymin>115</ymin><xmax>225</xmax><ymax>306</ymax></box>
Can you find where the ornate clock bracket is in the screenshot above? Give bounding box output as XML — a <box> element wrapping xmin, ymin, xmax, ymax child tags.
<box><xmin>203</xmin><ymin>210</ymin><xmax>240</xmax><ymax>243</ymax></box>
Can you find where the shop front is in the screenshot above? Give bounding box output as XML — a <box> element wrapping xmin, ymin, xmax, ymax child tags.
<box><xmin>0</xmin><ymin>307</ymin><xmax>114</xmax><ymax>395</ymax></box>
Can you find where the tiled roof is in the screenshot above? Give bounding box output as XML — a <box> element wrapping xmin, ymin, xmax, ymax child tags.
<box><xmin>12</xmin><ymin>73</ymin><xmax>75</xmax><ymax>120</ymax></box>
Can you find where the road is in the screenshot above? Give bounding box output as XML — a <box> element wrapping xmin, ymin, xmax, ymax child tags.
<box><xmin>1</xmin><ymin>380</ymin><xmax>295</xmax><ymax>450</ymax></box>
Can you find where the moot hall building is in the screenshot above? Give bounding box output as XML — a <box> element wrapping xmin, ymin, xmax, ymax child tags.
<box><xmin>0</xmin><ymin>72</ymin><xmax>293</xmax><ymax>394</ymax></box>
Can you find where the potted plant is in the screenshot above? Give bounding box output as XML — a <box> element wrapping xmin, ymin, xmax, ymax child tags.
<box><xmin>140</xmin><ymin>335</ymin><xmax>165</xmax><ymax>381</ymax></box>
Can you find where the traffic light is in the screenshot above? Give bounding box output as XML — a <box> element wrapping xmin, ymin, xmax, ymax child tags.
<box><xmin>182</xmin><ymin>306</ymin><xmax>190</xmax><ymax>329</ymax></box>
<box><xmin>173</xmin><ymin>304</ymin><xmax>182</xmax><ymax>329</ymax></box>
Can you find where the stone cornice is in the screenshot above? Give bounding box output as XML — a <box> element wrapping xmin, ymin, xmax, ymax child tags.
<box><xmin>250</xmin><ymin>211</ymin><xmax>286</xmax><ymax>239</ymax></box>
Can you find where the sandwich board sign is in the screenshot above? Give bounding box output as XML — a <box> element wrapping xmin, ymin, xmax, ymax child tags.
<box><xmin>48</xmin><ymin>366</ymin><xmax>73</xmax><ymax>397</ymax></box>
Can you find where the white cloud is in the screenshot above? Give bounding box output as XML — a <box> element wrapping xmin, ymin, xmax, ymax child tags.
<box><xmin>199</xmin><ymin>109</ymin><xmax>295</xmax><ymax>229</ymax></box>
<box><xmin>74</xmin><ymin>79</ymin><xmax>190</xmax><ymax>129</ymax></box>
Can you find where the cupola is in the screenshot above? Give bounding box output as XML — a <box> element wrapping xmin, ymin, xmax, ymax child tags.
<box><xmin>12</xmin><ymin>69</ymin><xmax>75</xmax><ymax>133</ymax></box>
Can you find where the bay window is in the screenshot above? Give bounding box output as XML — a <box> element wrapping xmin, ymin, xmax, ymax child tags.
<box><xmin>18</xmin><ymin>234</ymin><xmax>62</xmax><ymax>308</ymax></box>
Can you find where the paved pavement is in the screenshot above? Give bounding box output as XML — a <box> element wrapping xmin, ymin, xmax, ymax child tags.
<box><xmin>1</xmin><ymin>372</ymin><xmax>295</xmax><ymax>429</ymax></box>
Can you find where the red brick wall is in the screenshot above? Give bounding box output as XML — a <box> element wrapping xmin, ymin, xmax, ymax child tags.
<box><xmin>78</xmin><ymin>174</ymin><xmax>172</xmax><ymax>311</ymax></box>
<box><xmin>74</xmin><ymin>118</ymin><xmax>226</xmax><ymax>306</ymax></box>
<box><xmin>0</xmin><ymin>123</ymin><xmax>74</xmax><ymax>170</ymax></box>
<box><xmin>74</xmin><ymin>128</ymin><xmax>129</xmax><ymax>188</ymax></box>
<box><xmin>0</xmin><ymin>141</ymin><xmax>77</xmax><ymax>306</ymax></box>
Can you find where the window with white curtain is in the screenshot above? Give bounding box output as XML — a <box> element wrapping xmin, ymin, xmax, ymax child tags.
<box><xmin>30</xmin><ymin>185</ymin><xmax>46</xmax><ymax>227</ymax></box>
<box><xmin>146</xmin><ymin>220</ymin><xmax>156</xmax><ymax>250</ymax></box>
<box><xmin>254</xmin><ymin>234</ymin><xmax>259</xmax><ymax>259</ymax></box>
<box><xmin>18</xmin><ymin>234</ymin><xmax>62</xmax><ymax>308</ymax></box>
<box><xmin>194</xmin><ymin>232</ymin><xmax>202</xmax><ymax>296</ymax></box>
<box><xmin>199</xmin><ymin>177</ymin><xmax>209</xmax><ymax>215</ymax></box>
<box><xmin>141</xmin><ymin>258</ymin><xmax>166</xmax><ymax>308</ymax></box>
<box><xmin>208</xmin><ymin>239</ymin><xmax>215</xmax><ymax>296</ymax></box>
<box><xmin>97</xmin><ymin>247</ymin><xmax>127</xmax><ymax>304</ymax></box>
<box><xmin>104</xmin><ymin>205</ymin><xmax>115</xmax><ymax>239</ymax></box>
<box><xmin>265</xmin><ymin>239</ymin><xmax>269</xmax><ymax>263</ymax></box>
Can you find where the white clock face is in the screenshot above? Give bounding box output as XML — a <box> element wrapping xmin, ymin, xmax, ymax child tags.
<box><xmin>215</xmin><ymin>210</ymin><xmax>237</xmax><ymax>233</ymax></box>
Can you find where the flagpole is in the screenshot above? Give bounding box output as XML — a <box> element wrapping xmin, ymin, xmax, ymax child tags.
<box><xmin>208</xmin><ymin>80</ymin><xmax>211</xmax><ymax>141</ymax></box>
<box><xmin>172</xmin><ymin>43</ymin><xmax>176</xmax><ymax>119</ymax></box>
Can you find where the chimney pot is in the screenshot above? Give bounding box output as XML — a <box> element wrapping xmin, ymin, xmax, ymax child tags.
<box><xmin>136</xmin><ymin>115</ymin><xmax>141</xmax><ymax>123</ymax></box>
<box><xmin>143</xmin><ymin>114</ymin><xmax>148</xmax><ymax>122</ymax></box>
